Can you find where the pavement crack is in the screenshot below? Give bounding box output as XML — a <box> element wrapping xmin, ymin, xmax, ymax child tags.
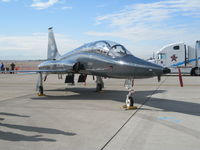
<box><xmin>0</xmin><ymin>94</ymin><xmax>34</xmax><ymax>104</ymax></box>
<box><xmin>100</xmin><ymin>77</ymin><xmax>168</xmax><ymax>150</ymax></box>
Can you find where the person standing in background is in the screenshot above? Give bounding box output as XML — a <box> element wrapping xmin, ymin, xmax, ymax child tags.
<box><xmin>0</xmin><ymin>62</ymin><xmax>5</xmax><ymax>73</ymax></box>
<box><xmin>10</xmin><ymin>62</ymin><xmax>15</xmax><ymax>74</ymax></box>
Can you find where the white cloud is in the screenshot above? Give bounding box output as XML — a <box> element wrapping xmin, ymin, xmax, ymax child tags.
<box><xmin>31</xmin><ymin>0</ymin><xmax>60</xmax><ymax>10</ymax></box>
<box><xmin>0</xmin><ymin>33</ymin><xmax>81</xmax><ymax>60</ymax></box>
<box><xmin>86</xmin><ymin>0</ymin><xmax>200</xmax><ymax>58</ymax></box>
<box><xmin>62</xmin><ymin>6</ymin><xmax>72</xmax><ymax>10</ymax></box>
<box><xmin>95</xmin><ymin>0</ymin><xmax>200</xmax><ymax>27</ymax></box>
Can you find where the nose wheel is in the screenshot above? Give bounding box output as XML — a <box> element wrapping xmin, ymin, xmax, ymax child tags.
<box><xmin>126</xmin><ymin>96</ymin><xmax>134</xmax><ymax>107</ymax></box>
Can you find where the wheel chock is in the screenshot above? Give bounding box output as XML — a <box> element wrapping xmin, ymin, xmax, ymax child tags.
<box><xmin>126</xmin><ymin>106</ymin><xmax>137</xmax><ymax>110</ymax></box>
<box><xmin>122</xmin><ymin>105</ymin><xmax>137</xmax><ymax>110</ymax></box>
<box><xmin>122</xmin><ymin>105</ymin><xmax>127</xmax><ymax>108</ymax></box>
<box><xmin>37</xmin><ymin>93</ymin><xmax>46</xmax><ymax>96</ymax></box>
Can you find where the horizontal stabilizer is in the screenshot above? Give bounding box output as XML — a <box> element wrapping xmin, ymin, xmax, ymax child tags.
<box><xmin>0</xmin><ymin>70</ymin><xmax>67</xmax><ymax>74</ymax></box>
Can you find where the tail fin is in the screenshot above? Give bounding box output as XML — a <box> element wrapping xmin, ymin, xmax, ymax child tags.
<box><xmin>47</xmin><ymin>27</ymin><xmax>61</xmax><ymax>60</ymax></box>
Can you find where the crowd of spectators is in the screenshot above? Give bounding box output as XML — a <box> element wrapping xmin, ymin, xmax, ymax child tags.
<box><xmin>0</xmin><ymin>62</ymin><xmax>16</xmax><ymax>73</ymax></box>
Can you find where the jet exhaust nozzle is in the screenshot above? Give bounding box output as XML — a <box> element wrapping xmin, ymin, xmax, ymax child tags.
<box><xmin>163</xmin><ymin>67</ymin><xmax>171</xmax><ymax>74</ymax></box>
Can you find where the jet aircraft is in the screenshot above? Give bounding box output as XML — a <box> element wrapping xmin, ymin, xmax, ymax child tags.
<box><xmin>2</xmin><ymin>27</ymin><xmax>171</xmax><ymax>109</ymax></box>
<box><xmin>34</xmin><ymin>27</ymin><xmax>170</xmax><ymax>109</ymax></box>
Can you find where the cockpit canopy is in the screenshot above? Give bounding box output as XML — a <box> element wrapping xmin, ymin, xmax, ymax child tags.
<box><xmin>73</xmin><ymin>40</ymin><xmax>132</xmax><ymax>57</ymax></box>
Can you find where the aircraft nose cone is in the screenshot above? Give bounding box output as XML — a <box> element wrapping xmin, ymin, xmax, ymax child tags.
<box><xmin>163</xmin><ymin>67</ymin><xmax>171</xmax><ymax>74</ymax></box>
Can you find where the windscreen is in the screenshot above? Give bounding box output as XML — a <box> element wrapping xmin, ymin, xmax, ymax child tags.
<box><xmin>68</xmin><ymin>40</ymin><xmax>132</xmax><ymax>57</ymax></box>
<box><xmin>93</xmin><ymin>41</ymin><xmax>110</xmax><ymax>54</ymax></box>
<box><xmin>109</xmin><ymin>45</ymin><xmax>126</xmax><ymax>57</ymax></box>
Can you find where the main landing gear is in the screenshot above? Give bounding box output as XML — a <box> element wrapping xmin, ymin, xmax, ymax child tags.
<box><xmin>36</xmin><ymin>72</ymin><xmax>45</xmax><ymax>96</ymax></box>
<box><xmin>123</xmin><ymin>79</ymin><xmax>137</xmax><ymax>110</ymax></box>
<box><xmin>96</xmin><ymin>76</ymin><xmax>104</xmax><ymax>92</ymax></box>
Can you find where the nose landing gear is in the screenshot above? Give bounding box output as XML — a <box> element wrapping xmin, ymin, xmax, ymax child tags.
<box><xmin>123</xmin><ymin>79</ymin><xmax>137</xmax><ymax>110</ymax></box>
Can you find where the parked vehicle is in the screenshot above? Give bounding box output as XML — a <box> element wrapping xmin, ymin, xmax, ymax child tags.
<box><xmin>153</xmin><ymin>41</ymin><xmax>200</xmax><ymax>75</ymax></box>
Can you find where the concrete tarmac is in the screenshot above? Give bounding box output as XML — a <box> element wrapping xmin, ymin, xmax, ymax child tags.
<box><xmin>0</xmin><ymin>74</ymin><xmax>200</xmax><ymax>150</ymax></box>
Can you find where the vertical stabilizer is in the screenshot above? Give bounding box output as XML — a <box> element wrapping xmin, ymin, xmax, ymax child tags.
<box><xmin>47</xmin><ymin>27</ymin><xmax>61</xmax><ymax>60</ymax></box>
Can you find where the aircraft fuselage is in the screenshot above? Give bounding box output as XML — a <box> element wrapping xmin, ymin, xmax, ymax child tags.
<box><xmin>38</xmin><ymin>40</ymin><xmax>166</xmax><ymax>79</ymax></box>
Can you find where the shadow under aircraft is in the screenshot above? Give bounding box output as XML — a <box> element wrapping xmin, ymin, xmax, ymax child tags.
<box><xmin>31</xmin><ymin>88</ymin><xmax>200</xmax><ymax>117</ymax></box>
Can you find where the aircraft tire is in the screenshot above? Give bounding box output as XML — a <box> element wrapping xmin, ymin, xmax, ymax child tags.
<box><xmin>39</xmin><ymin>86</ymin><xmax>43</xmax><ymax>95</ymax></box>
<box><xmin>126</xmin><ymin>96</ymin><xmax>134</xmax><ymax>107</ymax></box>
<box><xmin>96</xmin><ymin>83</ymin><xmax>102</xmax><ymax>92</ymax></box>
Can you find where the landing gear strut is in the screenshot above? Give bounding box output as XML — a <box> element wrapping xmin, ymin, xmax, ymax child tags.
<box><xmin>96</xmin><ymin>76</ymin><xmax>104</xmax><ymax>92</ymax></box>
<box><xmin>37</xmin><ymin>72</ymin><xmax>45</xmax><ymax>96</ymax></box>
<box><xmin>123</xmin><ymin>79</ymin><xmax>137</xmax><ymax>110</ymax></box>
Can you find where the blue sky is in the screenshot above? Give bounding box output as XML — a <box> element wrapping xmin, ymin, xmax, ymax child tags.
<box><xmin>0</xmin><ymin>0</ymin><xmax>200</xmax><ymax>60</ymax></box>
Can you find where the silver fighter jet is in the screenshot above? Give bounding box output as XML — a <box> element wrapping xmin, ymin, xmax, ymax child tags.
<box><xmin>1</xmin><ymin>27</ymin><xmax>169</xmax><ymax>109</ymax></box>
<box><xmin>34</xmin><ymin>27</ymin><xmax>170</xmax><ymax>109</ymax></box>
